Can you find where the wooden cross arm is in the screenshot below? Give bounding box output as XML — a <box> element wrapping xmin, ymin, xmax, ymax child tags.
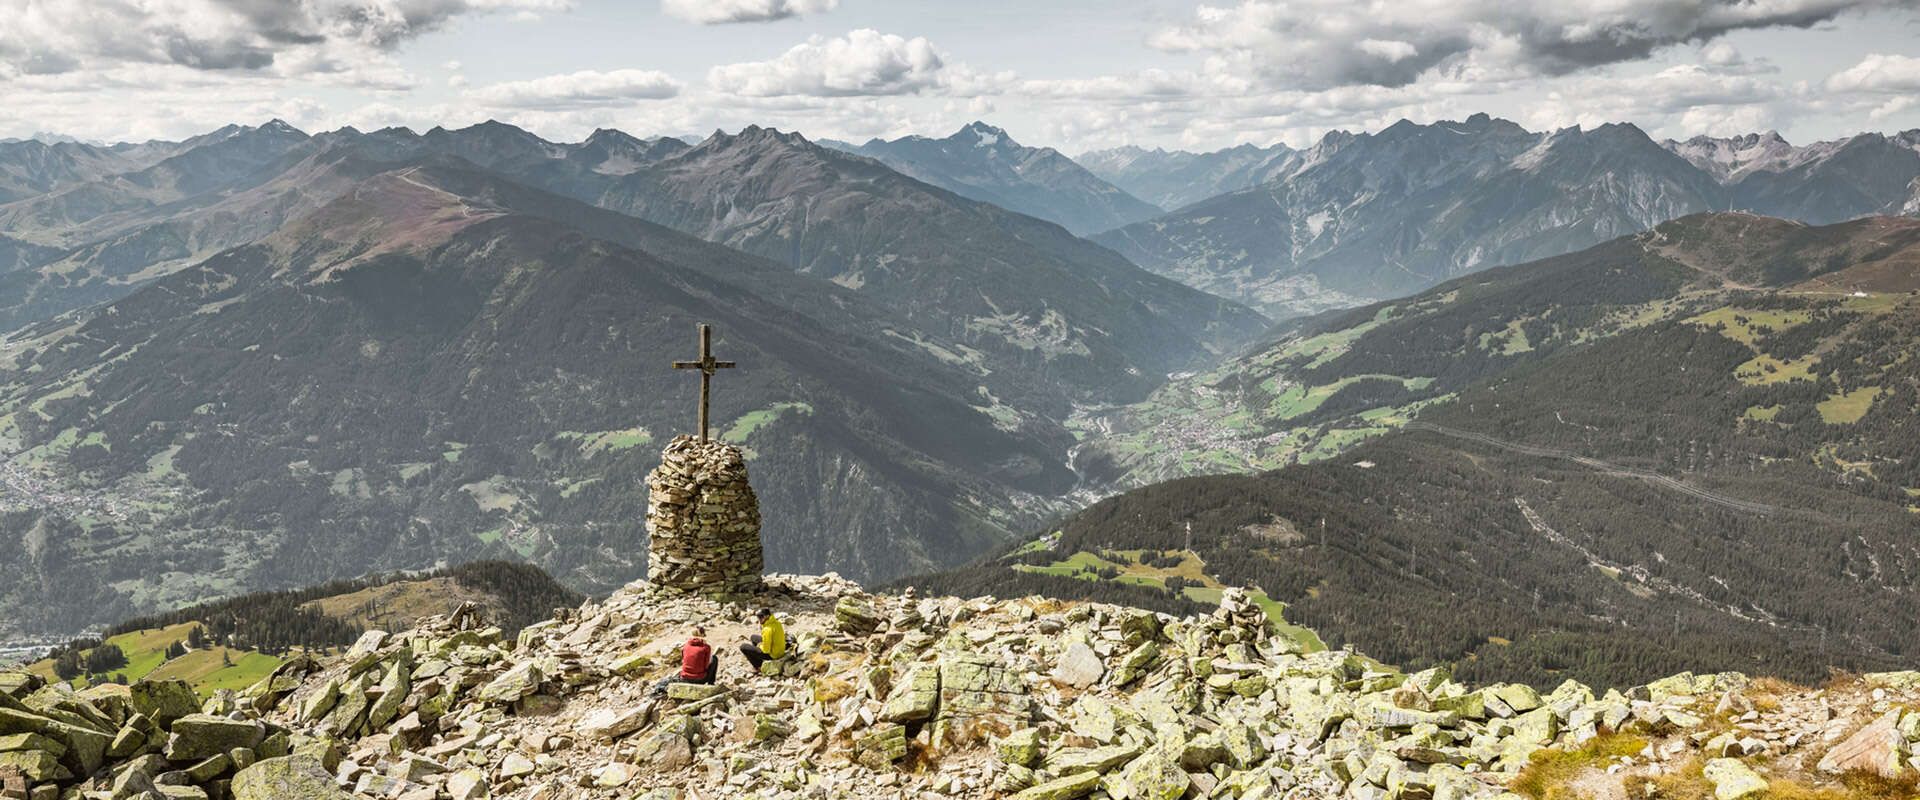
<box><xmin>711</xmin><ymin>360</ymin><xmax>737</xmax><ymax>369</ymax></box>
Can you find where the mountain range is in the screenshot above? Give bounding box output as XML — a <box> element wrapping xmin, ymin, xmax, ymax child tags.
<box><xmin>0</xmin><ymin>160</ymin><xmax>1095</xmax><ymax>635</ymax></box>
<box><xmin>824</xmin><ymin>122</ymin><xmax>1163</xmax><ymax>236</ymax></box>
<box><xmin>1077</xmin><ymin>141</ymin><xmax>1299</xmax><ymax>211</ymax></box>
<box><xmin>1090</xmin><ymin>116</ymin><xmax>1920</xmax><ymax>317</ymax></box>
<box><xmin>3</xmin><ymin>115</ymin><xmax>1919</xmax><ymax>692</ymax></box>
<box><xmin>0</xmin><ymin>120</ymin><xmax>1261</xmax><ymax>640</ymax></box>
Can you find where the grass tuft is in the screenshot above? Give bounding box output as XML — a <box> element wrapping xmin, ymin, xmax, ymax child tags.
<box><xmin>1511</xmin><ymin>733</ymin><xmax>1649</xmax><ymax>799</ymax></box>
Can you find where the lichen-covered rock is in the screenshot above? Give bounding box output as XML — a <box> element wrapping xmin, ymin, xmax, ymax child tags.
<box><xmin>1011</xmin><ymin>770</ymin><xmax>1101</xmax><ymax>800</ymax></box>
<box><xmin>129</xmin><ymin>680</ymin><xmax>201</xmax><ymax>728</ymax></box>
<box><xmin>1111</xmin><ymin>642</ymin><xmax>1160</xmax><ymax>687</ymax></box>
<box><xmin>365</xmin><ymin>659</ymin><xmax>410</xmax><ymax>730</ymax></box>
<box><xmin>995</xmin><ymin>728</ymin><xmax>1041</xmax><ymax>767</ymax></box>
<box><xmin>1104</xmin><ymin>745</ymin><xmax>1189</xmax><ymax>800</ymax></box>
<box><xmin>0</xmin><ymin>749</ymin><xmax>65</xmax><ymax>782</ymax></box>
<box><xmin>475</xmin><ymin>661</ymin><xmax>542</xmax><ymax>704</ymax></box>
<box><xmin>24</xmin><ymin>569</ymin><xmax>1892</xmax><ymax>800</ymax></box>
<box><xmin>665</xmin><ymin>683</ymin><xmax>724</xmax><ymax>702</ymax></box>
<box><xmin>853</xmin><ymin>724</ymin><xmax>907</xmax><ymax>769</ymax></box>
<box><xmin>879</xmin><ymin>664</ymin><xmax>939</xmax><ymax>724</ymax></box>
<box><xmin>752</xmin><ymin>714</ymin><xmax>793</xmax><ymax>742</ymax></box>
<box><xmin>0</xmin><ymin>672</ymin><xmax>42</xmax><ymax>700</ymax></box>
<box><xmin>834</xmin><ymin>597</ymin><xmax>882</xmax><ymax>635</ymax></box>
<box><xmin>230</xmin><ymin>756</ymin><xmax>353</xmax><ymax>800</ymax></box>
<box><xmin>164</xmin><ymin>715</ymin><xmax>263</xmax><ymax>763</ymax></box>
<box><xmin>1703</xmin><ymin>758</ymin><xmax>1768</xmax><ymax>800</ymax></box>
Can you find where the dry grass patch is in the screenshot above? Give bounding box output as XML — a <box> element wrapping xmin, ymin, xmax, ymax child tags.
<box><xmin>808</xmin><ymin>674</ymin><xmax>855</xmax><ymax>704</ymax></box>
<box><xmin>1762</xmin><ymin>771</ymin><xmax>1920</xmax><ymax>800</ymax></box>
<box><xmin>1625</xmin><ymin>757</ymin><xmax>1712</xmax><ymax>800</ymax></box>
<box><xmin>1744</xmin><ymin>676</ymin><xmax>1797</xmax><ymax>713</ymax></box>
<box><xmin>1511</xmin><ymin>733</ymin><xmax>1650</xmax><ymax>799</ymax></box>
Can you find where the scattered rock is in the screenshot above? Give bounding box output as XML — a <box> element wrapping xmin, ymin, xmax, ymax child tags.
<box><xmin>1703</xmin><ymin>758</ymin><xmax>1768</xmax><ymax>800</ymax></box>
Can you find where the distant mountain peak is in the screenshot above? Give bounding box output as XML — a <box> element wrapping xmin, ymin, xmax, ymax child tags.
<box><xmin>258</xmin><ymin>118</ymin><xmax>304</xmax><ymax>135</ymax></box>
<box><xmin>723</xmin><ymin>124</ymin><xmax>812</xmax><ymax>149</ymax></box>
<box><xmin>585</xmin><ymin>128</ymin><xmax>642</xmax><ymax>146</ymax></box>
<box><xmin>956</xmin><ymin>120</ymin><xmax>1011</xmax><ymax>147</ymax></box>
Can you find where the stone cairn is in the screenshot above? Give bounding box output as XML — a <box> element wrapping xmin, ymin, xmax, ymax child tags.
<box><xmin>644</xmin><ymin>434</ymin><xmax>763</xmax><ymax>595</ymax></box>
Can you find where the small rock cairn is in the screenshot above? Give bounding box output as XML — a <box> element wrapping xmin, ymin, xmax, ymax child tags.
<box><xmin>644</xmin><ymin>435</ymin><xmax>763</xmax><ymax>595</ymax></box>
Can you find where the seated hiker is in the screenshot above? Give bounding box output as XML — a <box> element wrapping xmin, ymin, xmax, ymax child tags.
<box><xmin>650</xmin><ymin>627</ymin><xmax>717</xmax><ymax>696</ymax></box>
<box><xmin>740</xmin><ymin>607</ymin><xmax>787</xmax><ymax>671</ymax></box>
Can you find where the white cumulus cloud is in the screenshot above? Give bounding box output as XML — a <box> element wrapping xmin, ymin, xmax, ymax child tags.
<box><xmin>661</xmin><ymin>0</ymin><xmax>835</xmax><ymax>24</ymax></box>
<box><xmin>0</xmin><ymin>0</ymin><xmax>572</xmax><ymax>77</ymax></box>
<box><xmin>1153</xmin><ymin>0</ymin><xmax>1892</xmax><ymax>89</ymax></box>
<box><xmin>1825</xmin><ymin>53</ymin><xmax>1920</xmax><ymax>93</ymax></box>
<box><xmin>467</xmin><ymin>69</ymin><xmax>682</xmax><ymax>110</ymax></box>
<box><xmin>709</xmin><ymin>29</ymin><xmax>952</xmax><ymax>97</ymax></box>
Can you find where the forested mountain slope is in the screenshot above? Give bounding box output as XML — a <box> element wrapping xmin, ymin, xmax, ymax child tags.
<box><xmin>918</xmin><ymin>213</ymin><xmax>1920</xmax><ymax>688</ymax></box>
<box><xmin>0</xmin><ymin>162</ymin><xmax>1080</xmax><ymax>637</ymax></box>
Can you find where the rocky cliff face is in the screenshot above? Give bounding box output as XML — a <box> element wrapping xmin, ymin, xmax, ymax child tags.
<box><xmin>7</xmin><ymin>575</ymin><xmax>1918</xmax><ymax>800</ymax></box>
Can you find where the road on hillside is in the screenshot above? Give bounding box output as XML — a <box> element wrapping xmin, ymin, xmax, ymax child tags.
<box><xmin>1403</xmin><ymin>421</ymin><xmax>1777</xmax><ymax>516</ymax></box>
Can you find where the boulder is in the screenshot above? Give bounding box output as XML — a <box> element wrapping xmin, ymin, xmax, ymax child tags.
<box><xmin>0</xmin><ymin>733</ymin><xmax>61</xmax><ymax>757</ymax></box>
<box><xmin>1011</xmin><ymin>770</ymin><xmax>1102</xmax><ymax>800</ymax></box>
<box><xmin>752</xmin><ymin>714</ymin><xmax>793</xmax><ymax>742</ymax></box>
<box><xmin>1052</xmin><ymin>642</ymin><xmax>1104</xmax><ymax>689</ymax></box>
<box><xmin>164</xmin><ymin>716</ymin><xmax>263</xmax><ymax>763</ymax></box>
<box><xmin>934</xmin><ymin>653</ymin><xmax>1032</xmax><ymax>748</ymax></box>
<box><xmin>0</xmin><ymin>750</ymin><xmax>64</xmax><ymax>783</ymax></box>
<box><xmin>879</xmin><ymin>664</ymin><xmax>939</xmax><ymax>724</ymax></box>
<box><xmin>1104</xmin><ymin>746</ymin><xmax>1189</xmax><ymax>800</ymax></box>
<box><xmin>498</xmin><ymin>752</ymin><xmax>536</xmax><ymax>778</ymax></box>
<box><xmin>231</xmin><ymin>756</ymin><xmax>354</xmax><ymax>800</ymax></box>
<box><xmin>1702</xmin><ymin>758</ymin><xmax>1768</xmax><ymax>800</ymax></box>
<box><xmin>574</xmin><ymin>706</ymin><xmax>650</xmax><ymax>741</ymax></box>
<box><xmin>183</xmin><ymin>752</ymin><xmax>231</xmax><ymax>783</ymax></box>
<box><xmin>1816</xmin><ymin>710</ymin><xmax>1906</xmax><ymax>778</ymax></box>
<box><xmin>129</xmin><ymin>681</ymin><xmax>200</xmax><ymax>728</ymax></box>
<box><xmin>297</xmin><ymin>679</ymin><xmax>339</xmax><ymax>724</ymax></box>
<box><xmin>834</xmin><ymin>597</ymin><xmax>883</xmax><ymax>635</ymax></box>
<box><xmin>0</xmin><ymin>673</ymin><xmax>42</xmax><ymax>700</ymax></box>
<box><xmin>445</xmin><ymin>768</ymin><xmax>486</xmax><ymax>800</ymax></box>
<box><xmin>995</xmin><ymin>728</ymin><xmax>1041</xmax><ymax>767</ymax></box>
<box><xmin>1111</xmin><ymin>642</ymin><xmax>1160</xmax><ymax>687</ymax></box>
<box><xmin>665</xmin><ymin>683</ymin><xmax>725</xmax><ymax>702</ymax></box>
<box><xmin>1045</xmin><ymin>744</ymin><xmax>1141</xmax><ymax>774</ymax></box>
<box><xmin>853</xmin><ymin>724</ymin><xmax>907</xmax><ymax>770</ymax></box>
<box><xmin>475</xmin><ymin>662</ymin><xmax>543</xmax><ymax>704</ymax></box>
<box><xmin>365</xmin><ymin>660</ymin><xmax>410</xmax><ymax>731</ymax></box>
<box><xmin>634</xmin><ymin>715</ymin><xmax>700</xmax><ymax>771</ymax></box>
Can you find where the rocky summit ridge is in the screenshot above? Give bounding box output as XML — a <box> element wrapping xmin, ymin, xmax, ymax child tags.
<box><xmin>4</xmin><ymin>576</ymin><xmax>1920</xmax><ymax>800</ymax></box>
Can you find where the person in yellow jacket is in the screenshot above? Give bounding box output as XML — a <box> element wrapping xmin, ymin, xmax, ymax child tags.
<box><xmin>740</xmin><ymin>607</ymin><xmax>786</xmax><ymax>671</ymax></box>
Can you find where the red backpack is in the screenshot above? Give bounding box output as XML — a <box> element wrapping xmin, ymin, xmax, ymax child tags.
<box><xmin>679</xmin><ymin>638</ymin><xmax>713</xmax><ymax>680</ymax></box>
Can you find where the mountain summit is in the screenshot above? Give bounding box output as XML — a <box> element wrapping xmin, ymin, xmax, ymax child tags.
<box><xmin>830</xmin><ymin>121</ymin><xmax>1163</xmax><ymax>235</ymax></box>
<box><xmin>6</xmin><ymin>574</ymin><xmax>1917</xmax><ymax>800</ymax></box>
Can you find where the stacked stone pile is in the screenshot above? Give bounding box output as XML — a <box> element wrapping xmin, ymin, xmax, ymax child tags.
<box><xmin>11</xmin><ymin>576</ymin><xmax>1920</xmax><ymax>799</ymax></box>
<box><xmin>644</xmin><ymin>436</ymin><xmax>763</xmax><ymax>596</ymax></box>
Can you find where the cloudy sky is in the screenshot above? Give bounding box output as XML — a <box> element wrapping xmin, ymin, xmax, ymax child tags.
<box><xmin>2</xmin><ymin>0</ymin><xmax>1918</xmax><ymax>153</ymax></box>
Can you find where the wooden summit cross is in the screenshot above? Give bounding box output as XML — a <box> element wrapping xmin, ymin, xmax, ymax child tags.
<box><xmin>672</xmin><ymin>322</ymin><xmax>735</xmax><ymax>441</ymax></box>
